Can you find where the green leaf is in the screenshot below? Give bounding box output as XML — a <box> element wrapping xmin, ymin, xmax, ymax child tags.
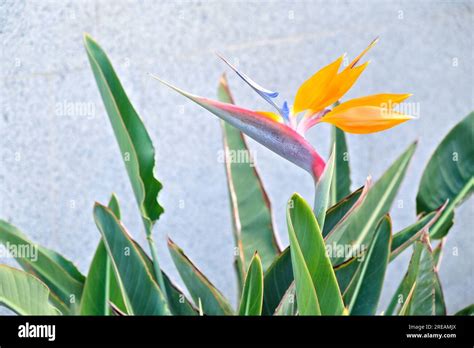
<box><xmin>337</xmin><ymin>205</ymin><xmax>446</xmax><ymax>296</ymax></box>
<box><xmin>287</xmin><ymin>215</ymin><xmax>319</xmax><ymax>314</ymax></box>
<box><xmin>410</xmin><ymin>241</ymin><xmax>440</xmax><ymax>315</ymax></box>
<box><xmin>343</xmin><ymin>215</ymin><xmax>392</xmax><ymax>315</ymax></box>
<box><xmin>0</xmin><ymin>220</ymin><xmax>84</xmax><ymax>313</ymax></box>
<box><xmin>84</xmin><ymin>34</ymin><xmax>168</xmax><ymax>300</ymax></box>
<box><xmin>263</xmin><ymin>186</ymin><xmax>368</xmax><ymax>315</ymax></box>
<box><xmin>334</xmin><ymin>257</ymin><xmax>363</xmax><ymax>295</ymax></box>
<box><xmin>80</xmin><ymin>194</ymin><xmax>127</xmax><ymax>315</ymax></box>
<box><xmin>262</xmin><ymin>247</ymin><xmax>293</xmax><ymax>316</ymax></box>
<box><xmin>287</xmin><ymin>193</ymin><xmax>345</xmax><ymax>315</ymax></box>
<box><xmin>161</xmin><ymin>272</ymin><xmax>198</xmax><ymax>316</ymax></box>
<box><xmin>107</xmin><ymin>193</ymin><xmax>121</xmax><ymax>218</ymax></box>
<box><xmin>417</xmin><ymin>112</ymin><xmax>474</xmax><ymax>239</ymax></box>
<box><xmin>238</xmin><ymin>253</ymin><xmax>264</xmax><ymax>316</ymax></box>
<box><xmin>313</xmin><ymin>147</ymin><xmax>335</xmax><ymax>230</ymax></box>
<box><xmin>398</xmin><ymin>281</ymin><xmax>416</xmax><ymax>316</ymax></box>
<box><xmin>326</xmin><ymin>142</ymin><xmax>417</xmax><ymax>266</ymax></box>
<box><xmin>93</xmin><ymin>203</ymin><xmax>170</xmax><ymax>315</ymax></box>
<box><xmin>455</xmin><ymin>304</ymin><xmax>474</xmax><ymax>316</ymax></box>
<box><xmin>131</xmin><ymin>239</ymin><xmax>197</xmax><ymax>316</ymax></box>
<box><xmin>431</xmin><ymin>239</ymin><xmax>447</xmax><ymax>316</ymax></box>
<box><xmin>432</xmin><ymin>239</ymin><xmax>445</xmax><ymax>270</ymax></box>
<box><xmin>168</xmin><ymin>238</ymin><xmax>234</xmax><ymax>315</ymax></box>
<box><xmin>84</xmin><ymin>34</ymin><xmax>163</xmax><ymax>230</ymax></box>
<box><xmin>386</xmin><ymin>235</ymin><xmax>446</xmax><ymax>315</ymax></box>
<box><xmin>329</xmin><ymin>126</ymin><xmax>351</xmax><ymax>206</ymax></box>
<box><xmin>390</xmin><ymin>201</ymin><xmax>447</xmax><ymax>261</ymax></box>
<box><xmin>217</xmin><ymin>74</ymin><xmax>280</xmax><ymax>283</ymax></box>
<box><xmin>0</xmin><ymin>265</ymin><xmax>60</xmax><ymax>315</ymax></box>
<box><xmin>323</xmin><ymin>182</ymin><xmax>370</xmax><ymax>238</ymax></box>
<box><xmin>80</xmin><ymin>240</ymin><xmax>126</xmax><ymax>315</ymax></box>
<box><xmin>274</xmin><ymin>282</ymin><xmax>297</xmax><ymax>316</ymax></box>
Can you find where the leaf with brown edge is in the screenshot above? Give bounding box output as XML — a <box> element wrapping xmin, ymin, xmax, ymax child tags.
<box><xmin>168</xmin><ymin>238</ymin><xmax>234</xmax><ymax>315</ymax></box>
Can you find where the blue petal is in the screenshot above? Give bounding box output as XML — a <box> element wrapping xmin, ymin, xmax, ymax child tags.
<box><xmin>281</xmin><ymin>101</ymin><xmax>290</xmax><ymax>123</ymax></box>
<box><xmin>217</xmin><ymin>53</ymin><xmax>282</xmax><ymax>113</ymax></box>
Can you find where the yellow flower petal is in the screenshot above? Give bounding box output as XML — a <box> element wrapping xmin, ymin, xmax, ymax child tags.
<box><xmin>347</xmin><ymin>37</ymin><xmax>379</xmax><ymax>69</ymax></box>
<box><xmin>313</xmin><ymin>39</ymin><xmax>378</xmax><ymax>110</ymax></box>
<box><xmin>333</xmin><ymin>93</ymin><xmax>412</xmax><ymax>113</ymax></box>
<box><xmin>256</xmin><ymin>111</ymin><xmax>283</xmax><ymax>123</ymax></box>
<box><xmin>293</xmin><ymin>55</ymin><xmax>344</xmax><ymax>114</ymax></box>
<box><xmin>313</xmin><ymin>62</ymin><xmax>369</xmax><ymax>111</ymax></box>
<box><xmin>322</xmin><ymin>105</ymin><xmax>413</xmax><ymax>134</ymax></box>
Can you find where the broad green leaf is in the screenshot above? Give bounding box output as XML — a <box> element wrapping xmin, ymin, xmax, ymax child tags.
<box><xmin>274</xmin><ymin>282</ymin><xmax>297</xmax><ymax>316</ymax></box>
<box><xmin>287</xmin><ymin>193</ymin><xmax>345</xmax><ymax>315</ymax></box>
<box><xmin>262</xmin><ymin>185</ymin><xmax>368</xmax><ymax>315</ymax></box>
<box><xmin>217</xmin><ymin>74</ymin><xmax>280</xmax><ymax>283</ymax></box>
<box><xmin>261</xmin><ymin>187</ymin><xmax>371</xmax><ymax>316</ymax></box>
<box><xmin>93</xmin><ymin>203</ymin><xmax>170</xmax><ymax>315</ymax></box>
<box><xmin>238</xmin><ymin>253</ymin><xmax>264</xmax><ymax>316</ymax></box>
<box><xmin>0</xmin><ymin>265</ymin><xmax>60</xmax><ymax>315</ymax></box>
<box><xmin>262</xmin><ymin>247</ymin><xmax>293</xmax><ymax>315</ymax></box>
<box><xmin>313</xmin><ymin>147</ymin><xmax>335</xmax><ymax>230</ymax></box>
<box><xmin>417</xmin><ymin>112</ymin><xmax>474</xmax><ymax>239</ymax></box>
<box><xmin>287</xmin><ymin>205</ymin><xmax>320</xmax><ymax>315</ymax></box>
<box><xmin>386</xmin><ymin>235</ymin><xmax>446</xmax><ymax>315</ymax></box>
<box><xmin>84</xmin><ymin>34</ymin><xmax>163</xmax><ymax>232</ymax></box>
<box><xmin>329</xmin><ymin>126</ymin><xmax>351</xmax><ymax>206</ymax></box>
<box><xmin>326</xmin><ymin>142</ymin><xmax>417</xmax><ymax>266</ymax></box>
<box><xmin>168</xmin><ymin>239</ymin><xmax>234</xmax><ymax>315</ymax></box>
<box><xmin>0</xmin><ymin>220</ymin><xmax>84</xmax><ymax>313</ymax></box>
<box><xmin>344</xmin><ymin>215</ymin><xmax>392</xmax><ymax>315</ymax></box>
<box><xmin>455</xmin><ymin>304</ymin><xmax>474</xmax><ymax>316</ymax></box>
<box><xmin>80</xmin><ymin>194</ymin><xmax>126</xmax><ymax>315</ymax></box>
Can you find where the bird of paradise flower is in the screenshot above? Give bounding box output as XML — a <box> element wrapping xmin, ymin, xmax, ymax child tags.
<box><xmin>152</xmin><ymin>39</ymin><xmax>413</xmax><ymax>183</ymax></box>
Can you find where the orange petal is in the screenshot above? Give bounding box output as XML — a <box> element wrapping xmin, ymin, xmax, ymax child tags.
<box><xmin>321</xmin><ymin>105</ymin><xmax>413</xmax><ymax>134</ymax></box>
<box><xmin>313</xmin><ymin>62</ymin><xmax>369</xmax><ymax>111</ymax></box>
<box><xmin>333</xmin><ymin>93</ymin><xmax>412</xmax><ymax>113</ymax></box>
<box><xmin>293</xmin><ymin>55</ymin><xmax>344</xmax><ymax>114</ymax></box>
<box><xmin>347</xmin><ymin>37</ymin><xmax>379</xmax><ymax>69</ymax></box>
<box><xmin>256</xmin><ymin>111</ymin><xmax>284</xmax><ymax>123</ymax></box>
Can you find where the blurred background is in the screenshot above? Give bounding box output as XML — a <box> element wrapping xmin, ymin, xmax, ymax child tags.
<box><xmin>1</xmin><ymin>0</ymin><xmax>472</xmax><ymax>314</ymax></box>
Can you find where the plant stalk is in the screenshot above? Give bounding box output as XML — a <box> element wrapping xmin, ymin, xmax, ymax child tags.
<box><xmin>145</xmin><ymin>224</ymin><xmax>169</xmax><ymax>302</ymax></box>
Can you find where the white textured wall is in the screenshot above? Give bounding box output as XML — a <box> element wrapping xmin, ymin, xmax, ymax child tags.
<box><xmin>1</xmin><ymin>0</ymin><xmax>472</xmax><ymax>314</ymax></box>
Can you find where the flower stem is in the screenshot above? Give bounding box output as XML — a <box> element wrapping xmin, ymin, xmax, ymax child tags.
<box><xmin>144</xmin><ymin>223</ymin><xmax>168</xmax><ymax>302</ymax></box>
